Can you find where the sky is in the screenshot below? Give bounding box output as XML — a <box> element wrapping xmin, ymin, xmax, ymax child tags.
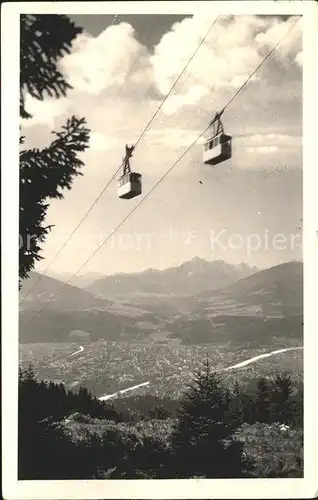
<box><xmin>21</xmin><ymin>13</ymin><xmax>303</xmax><ymax>277</ymax></box>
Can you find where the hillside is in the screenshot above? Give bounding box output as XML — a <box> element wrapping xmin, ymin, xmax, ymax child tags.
<box><xmin>199</xmin><ymin>260</ymin><xmax>303</xmax><ymax>316</ymax></box>
<box><xmin>19</xmin><ymin>271</ymin><xmax>152</xmax><ymax>315</ymax></box>
<box><xmin>19</xmin><ymin>261</ymin><xmax>303</xmax><ymax>345</ymax></box>
<box><xmin>19</xmin><ymin>271</ymin><xmax>112</xmax><ymax>311</ymax></box>
<box><xmin>49</xmin><ymin>271</ymin><xmax>106</xmax><ymax>289</ymax></box>
<box><xmin>19</xmin><ymin>272</ymin><xmax>160</xmax><ymax>343</ymax></box>
<box><xmin>87</xmin><ymin>258</ymin><xmax>258</xmax><ymax>298</ymax></box>
<box><xmin>19</xmin><ymin>308</ymin><xmax>164</xmax><ymax>343</ymax></box>
<box><xmin>165</xmin><ymin>261</ymin><xmax>303</xmax><ymax>344</ymax></box>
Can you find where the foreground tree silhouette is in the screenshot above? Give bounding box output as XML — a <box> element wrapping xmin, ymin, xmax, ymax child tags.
<box><xmin>270</xmin><ymin>371</ymin><xmax>301</xmax><ymax>425</ymax></box>
<box><xmin>19</xmin><ymin>15</ymin><xmax>90</xmax><ymax>285</ymax></box>
<box><xmin>170</xmin><ymin>359</ymin><xmax>253</xmax><ymax>478</ymax></box>
<box><xmin>18</xmin><ymin>367</ymin><xmax>122</xmax><ymax>479</ymax></box>
<box><xmin>20</xmin><ymin>14</ymin><xmax>81</xmax><ymax>118</ymax></box>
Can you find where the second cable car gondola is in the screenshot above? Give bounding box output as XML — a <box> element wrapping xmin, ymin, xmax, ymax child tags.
<box><xmin>118</xmin><ymin>145</ymin><xmax>142</xmax><ymax>200</ymax></box>
<box><xmin>203</xmin><ymin>110</ymin><xmax>232</xmax><ymax>166</ymax></box>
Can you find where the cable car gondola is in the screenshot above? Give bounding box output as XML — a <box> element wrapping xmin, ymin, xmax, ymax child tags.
<box><xmin>203</xmin><ymin>110</ymin><xmax>232</xmax><ymax>166</ymax></box>
<box><xmin>118</xmin><ymin>145</ymin><xmax>142</xmax><ymax>200</ymax></box>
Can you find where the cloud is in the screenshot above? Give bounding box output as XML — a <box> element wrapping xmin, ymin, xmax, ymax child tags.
<box><xmin>255</xmin><ymin>16</ymin><xmax>302</xmax><ymax>60</ymax></box>
<box><xmin>89</xmin><ymin>132</ymin><xmax>120</xmax><ymax>151</ymax></box>
<box><xmin>162</xmin><ymin>85</ymin><xmax>209</xmax><ymax>115</ymax></box>
<box><xmin>21</xmin><ymin>14</ymin><xmax>302</xmax><ymax>179</ymax></box>
<box><xmin>242</xmin><ymin>133</ymin><xmax>301</xmax><ymax>146</ymax></box>
<box><xmin>246</xmin><ymin>146</ymin><xmax>279</xmax><ymax>154</ymax></box>
<box><xmin>59</xmin><ymin>23</ymin><xmax>150</xmax><ymax>96</ymax></box>
<box><xmin>149</xmin><ymin>14</ymin><xmax>302</xmax><ymax>119</ymax></box>
<box><xmin>150</xmin><ymin>14</ymin><xmax>265</xmax><ymax>104</ymax></box>
<box><xmin>148</xmin><ymin>127</ymin><xmax>205</xmax><ymax>147</ymax></box>
<box><xmin>19</xmin><ymin>14</ymin><xmax>303</xmax><ymax>277</ymax></box>
<box><xmin>21</xmin><ymin>94</ymin><xmax>70</xmax><ymax>128</ymax></box>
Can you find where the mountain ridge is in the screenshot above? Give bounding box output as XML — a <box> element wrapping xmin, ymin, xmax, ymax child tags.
<box><xmin>19</xmin><ymin>271</ymin><xmax>111</xmax><ymax>311</ymax></box>
<box><xmin>87</xmin><ymin>257</ymin><xmax>259</xmax><ymax>297</ymax></box>
<box><xmin>19</xmin><ymin>260</ymin><xmax>303</xmax><ymax>345</ymax></box>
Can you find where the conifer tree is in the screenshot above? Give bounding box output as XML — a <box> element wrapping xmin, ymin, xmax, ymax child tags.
<box><xmin>20</xmin><ymin>14</ymin><xmax>80</xmax><ymax>119</ymax></box>
<box><xmin>271</xmin><ymin>371</ymin><xmax>294</xmax><ymax>424</ymax></box>
<box><xmin>255</xmin><ymin>376</ymin><xmax>273</xmax><ymax>423</ymax></box>
<box><xmin>170</xmin><ymin>358</ymin><xmax>252</xmax><ymax>478</ymax></box>
<box><xmin>229</xmin><ymin>379</ymin><xmax>245</xmax><ymax>424</ymax></box>
<box><xmin>19</xmin><ymin>15</ymin><xmax>90</xmax><ymax>286</ymax></box>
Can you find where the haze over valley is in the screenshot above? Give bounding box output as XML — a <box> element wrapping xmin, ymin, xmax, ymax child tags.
<box><xmin>19</xmin><ymin>258</ymin><xmax>303</xmax><ymax>398</ymax></box>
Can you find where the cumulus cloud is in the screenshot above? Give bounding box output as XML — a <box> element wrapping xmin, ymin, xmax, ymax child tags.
<box><xmin>18</xmin><ymin>14</ymin><xmax>303</xmax><ymax>277</ymax></box>
<box><xmin>151</xmin><ymin>14</ymin><xmax>263</xmax><ymax>100</ymax></box>
<box><xmin>162</xmin><ymin>85</ymin><xmax>209</xmax><ymax>115</ymax></box>
<box><xmin>21</xmin><ymin>93</ymin><xmax>70</xmax><ymax>128</ymax></box>
<box><xmin>148</xmin><ymin>14</ymin><xmax>301</xmax><ymax>118</ymax></box>
<box><xmin>255</xmin><ymin>16</ymin><xmax>302</xmax><ymax>59</ymax></box>
<box><xmin>21</xmin><ymin>14</ymin><xmax>302</xmax><ymax>177</ymax></box>
<box><xmin>59</xmin><ymin>22</ymin><xmax>150</xmax><ymax>96</ymax></box>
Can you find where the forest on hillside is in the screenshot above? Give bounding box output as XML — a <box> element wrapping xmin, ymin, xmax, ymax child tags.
<box><xmin>19</xmin><ymin>363</ymin><xmax>303</xmax><ymax>479</ymax></box>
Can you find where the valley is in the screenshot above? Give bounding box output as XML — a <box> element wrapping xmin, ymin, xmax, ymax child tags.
<box><xmin>19</xmin><ymin>337</ymin><xmax>303</xmax><ymax>399</ymax></box>
<box><xmin>19</xmin><ymin>258</ymin><xmax>304</xmax><ymax>399</ymax></box>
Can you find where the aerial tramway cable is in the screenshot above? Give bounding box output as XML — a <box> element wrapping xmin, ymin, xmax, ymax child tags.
<box><xmin>203</xmin><ymin>15</ymin><xmax>300</xmax><ymax>167</ymax></box>
<box><xmin>23</xmin><ymin>16</ymin><xmax>300</xmax><ymax>326</ymax></box>
<box><xmin>117</xmin><ymin>16</ymin><xmax>220</xmax><ymax>199</ymax></box>
<box><xmin>20</xmin><ymin>15</ymin><xmax>219</xmax><ymax>305</ymax></box>
<box><xmin>132</xmin><ymin>16</ymin><xmax>219</xmax><ymax>148</ymax></box>
<box><xmin>19</xmin><ymin>14</ymin><xmax>137</xmax><ymax>304</ymax></box>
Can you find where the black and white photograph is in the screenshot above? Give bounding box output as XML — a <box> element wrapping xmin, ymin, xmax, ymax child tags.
<box><xmin>2</xmin><ymin>1</ymin><xmax>318</xmax><ymax>499</ymax></box>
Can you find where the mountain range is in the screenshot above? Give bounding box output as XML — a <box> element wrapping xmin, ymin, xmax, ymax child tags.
<box><xmin>164</xmin><ymin>261</ymin><xmax>303</xmax><ymax>344</ymax></box>
<box><xmin>86</xmin><ymin>258</ymin><xmax>258</xmax><ymax>297</ymax></box>
<box><xmin>19</xmin><ymin>258</ymin><xmax>303</xmax><ymax>345</ymax></box>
